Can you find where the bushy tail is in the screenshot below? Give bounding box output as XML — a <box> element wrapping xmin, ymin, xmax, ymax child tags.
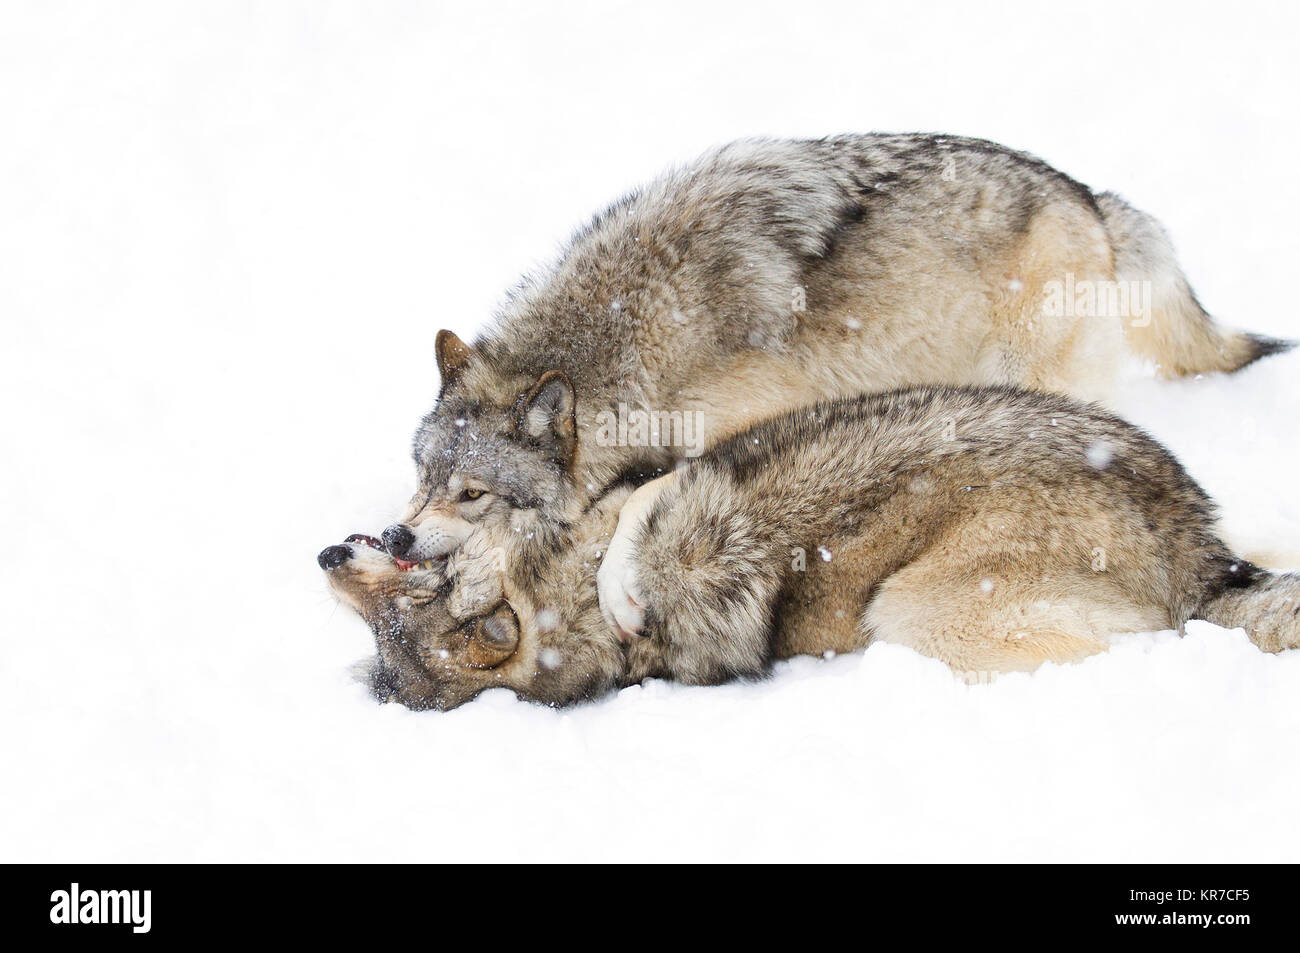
<box><xmin>1198</xmin><ymin>565</ymin><xmax>1300</xmax><ymax>653</ymax></box>
<box><xmin>633</xmin><ymin>479</ymin><xmax>783</xmax><ymax>684</ymax></box>
<box><xmin>1096</xmin><ymin>191</ymin><xmax>1291</xmax><ymax>377</ymax></box>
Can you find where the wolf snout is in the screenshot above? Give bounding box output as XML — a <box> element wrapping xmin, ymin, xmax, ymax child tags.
<box><xmin>382</xmin><ymin>524</ymin><xmax>415</xmax><ymax>557</ymax></box>
<box><xmin>317</xmin><ymin>544</ymin><xmax>352</xmax><ymax>571</ymax></box>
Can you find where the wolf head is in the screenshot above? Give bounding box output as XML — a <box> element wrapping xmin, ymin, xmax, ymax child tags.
<box><xmin>320</xmin><ymin>478</ymin><xmax>640</xmax><ymax>711</ymax></box>
<box><xmin>381</xmin><ymin>330</ymin><xmax>579</xmax><ymax>564</ymax></box>
<box><xmin>317</xmin><ymin>533</ymin><xmax>523</xmax><ymax>711</ymax></box>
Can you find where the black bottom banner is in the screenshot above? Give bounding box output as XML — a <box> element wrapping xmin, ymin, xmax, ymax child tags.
<box><xmin>6</xmin><ymin>864</ymin><xmax>1287</xmax><ymax>944</ymax></box>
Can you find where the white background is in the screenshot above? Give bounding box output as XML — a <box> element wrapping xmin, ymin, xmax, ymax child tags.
<box><xmin>2</xmin><ymin>0</ymin><xmax>1298</xmax><ymax>861</ymax></box>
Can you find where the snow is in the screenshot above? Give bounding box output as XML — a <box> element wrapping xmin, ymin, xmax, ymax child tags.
<box><xmin>3</xmin><ymin>1</ymin><xmax>1299</xmax><ymax>862</ymax></box>
<box><xmin>1085</xmin><ymin>440</ymin><xmax>1115</xmax><ymax>471</ymax></box>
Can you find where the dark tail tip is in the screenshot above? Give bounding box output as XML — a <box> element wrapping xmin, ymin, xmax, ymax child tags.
<box><xmin>1243</xmin><ymin>333</ymin><xmax>1295</xmax><ymax>366</ymax></box>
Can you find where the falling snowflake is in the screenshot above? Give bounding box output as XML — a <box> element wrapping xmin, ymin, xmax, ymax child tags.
<box><xmin>818</xmin><ymin>546</ymin><xmax>833</xmax><ymax>562</ymax></box>
<box><xmin>538</xmin><ymin>648</ymin><xmax>562</xmax><ymax>670</ymax></box>
<box><xmin>1085</xmin><ymin>440</ymin><xmax>1114</xmax><ymax>470</ymax></box>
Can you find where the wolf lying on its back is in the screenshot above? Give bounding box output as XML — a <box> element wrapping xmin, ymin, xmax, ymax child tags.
<box><xmin>382</xmin><ymin>134</ymin><xmax>1286</xmax><ymax>580</ymax></box>
<box><xmin>323</xmin><ymin>386</ymin><xmax>1300</xmax><ymax>711</ymax></box>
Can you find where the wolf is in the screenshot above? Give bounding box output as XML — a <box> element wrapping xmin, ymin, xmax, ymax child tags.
<box><xmin>380</xmin><ymin>134</ymin><xmax>1287</xmax><ymax>616</ymax></box>
<box><xmin>323</xmin><ymin>386</ymin><xmax>1300</xmax><ymax>711</ymax></box>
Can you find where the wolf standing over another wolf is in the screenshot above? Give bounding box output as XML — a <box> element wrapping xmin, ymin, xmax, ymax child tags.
<box><xmin>379</xmin><ymin>134</ymin><xmax>1285</xmax><ymax>592</ymax></box>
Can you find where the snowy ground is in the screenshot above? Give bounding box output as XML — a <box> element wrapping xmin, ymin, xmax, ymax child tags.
<box><xmin>3</xmin><ymin>1</ymin><xmax>1299</xmax><ymax>862</ymax></box>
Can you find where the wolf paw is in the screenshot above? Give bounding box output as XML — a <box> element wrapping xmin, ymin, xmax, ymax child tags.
<box><xmin>446</xmin><ymin>534</ymin><xmax>506</xmax><ymax>620</ymax></box>
<box><xmin>598</xmin><ymin>470</ymin><xmax>680</xmax><ymax>640</ymax></box>
<box><xmin>598</xmin><ymin>534</ymin><xmax>646</xmax><ymax>640</ymax></box>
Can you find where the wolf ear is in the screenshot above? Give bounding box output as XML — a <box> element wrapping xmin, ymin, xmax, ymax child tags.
<box><xmin>464</xmin><ymin>609</ymin><xmax>519</xmax><ymax>669</ymax></box>
<box><xmin>435</xmin><ymin>330</ymin><xmax>474</xmax><ymax>388</ymax></box>
<box><xmin>518</xmin><ymin>370</ymin><xmax>576</xmax><ymax>465</ymax></box>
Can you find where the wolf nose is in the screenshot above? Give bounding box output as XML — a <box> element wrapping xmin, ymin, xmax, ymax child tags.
<box><xmin>382</xmin><ymin>524</ymin><xmax>415</xmax><ymax>558</ymax></box>
<box><xmin>317</xmin><ymin>545</ymin><xmax>352</xmax><ymax>571</ymax></box>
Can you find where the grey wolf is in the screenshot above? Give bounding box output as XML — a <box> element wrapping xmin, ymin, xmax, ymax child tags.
<box><xmin>380</xmin><ymin>134</ymin><xmax>1287</xmax><ymax>574</ymax></box>
<box><xmin>322</xmin><ymin>386</ymin><xmax>1300</xmax><ymax>711</ymax></box>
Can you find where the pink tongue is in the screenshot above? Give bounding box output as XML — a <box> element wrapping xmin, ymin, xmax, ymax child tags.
<box><xmin>394</xmin><ymin>557</ymin><xmax>417</xmax><ymax>571</ymax></box>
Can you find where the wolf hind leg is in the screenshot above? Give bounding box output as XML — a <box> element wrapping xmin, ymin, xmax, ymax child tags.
<box><xmin>861</xmin><ymin>557</ymin><xmax>1168</xmax><ymax>677</ymax></box>
<box><xmin>980</xmin><ymin>201</ymin><xmax>1123</xmax><ymax>403</ymax></box>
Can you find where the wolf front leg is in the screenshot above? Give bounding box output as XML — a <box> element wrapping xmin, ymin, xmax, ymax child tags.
<box><xmin>445</xmin><ymin>531</ymin><xmax>508</xmax><ymax>621</ymax></box>
<box><xmin>597</xmin><ymin>470</ymin><xmax>681</xmax><ymax>639</ymax></box>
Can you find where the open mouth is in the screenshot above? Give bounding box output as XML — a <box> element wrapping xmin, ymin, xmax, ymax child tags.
<box><xmin>344</xmin><ymin>534</ymin><xmax>442</xmax><ymax>573</ymax></box>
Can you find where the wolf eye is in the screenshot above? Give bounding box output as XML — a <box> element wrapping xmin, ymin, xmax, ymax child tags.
<box><xmin>462</xmin><ymin>488</ymin><xmax>485</xmax><ymax>501</ymax></box>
